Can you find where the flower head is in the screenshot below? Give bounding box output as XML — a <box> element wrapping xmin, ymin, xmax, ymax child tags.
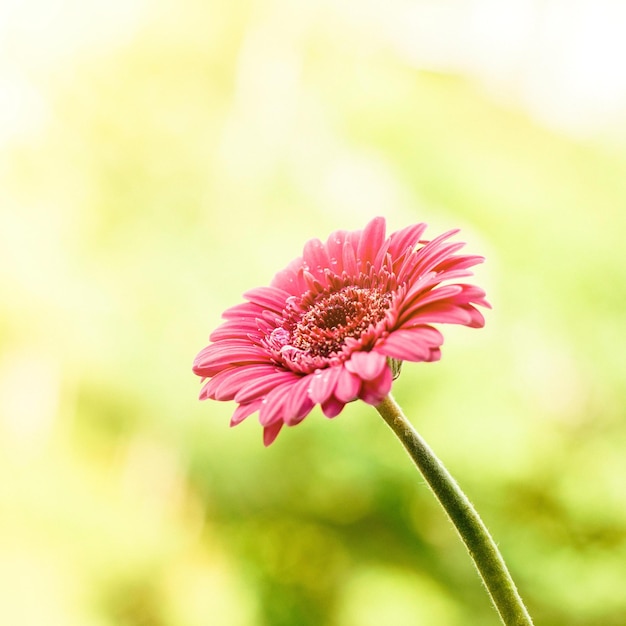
<box><xmin>193</xmin><ymin>217</ymin><xmax>489</xmax><ymax>445</ymax></box>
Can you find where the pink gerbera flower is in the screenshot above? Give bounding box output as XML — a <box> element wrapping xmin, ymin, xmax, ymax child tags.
<box><xmin>193</xmin><ymin>217</ymin><xmax>489</xmax><ymax>445</ymax></box>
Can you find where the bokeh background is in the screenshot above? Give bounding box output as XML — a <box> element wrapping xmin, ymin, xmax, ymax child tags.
<box><xmin>2</xmin><ymin>1</ymin><xmax>626</xmax><ymax>624</ymax></box>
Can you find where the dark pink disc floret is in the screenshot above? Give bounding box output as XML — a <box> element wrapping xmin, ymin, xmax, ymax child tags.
<box><xmin>193</xmin><ymin>216</ymin><xmax>489</xmax><ymax>445</ymax></box>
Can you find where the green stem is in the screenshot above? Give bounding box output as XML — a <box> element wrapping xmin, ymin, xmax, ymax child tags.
<box><xmin>375</xmin><ymin>394</ymin><xmax>533</xmax><ymax>626</ymax></box>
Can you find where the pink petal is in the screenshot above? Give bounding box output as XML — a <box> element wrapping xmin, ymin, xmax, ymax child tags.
<box><xmin>378</xmin><ymin>328</ymin><xmax>444</xmax><ymax>362</ymax></box>
<box><xmin>321</xmin><ymin>396</ymin><xmax>346</xmax><ymax>418</ymax></box>
<box><xmin>325</xmin><ymin>229</ymin><xmax>349</xmax><ymax>273</ymax></box>
<box><xmin>401</xmin><ymin>304</ymin><xmax>474</xmax><ymax>326</ymax></box>
<box><xmin>193</xmin><ymin>342</ymin><xmax>270</xmax><ymax>377</ymax></box>
<box><xmin>409</xmin><ymin>241</ymin><xmax>466</xmax><ymax>278</ymax></box>
<box><xmin>303</xmin><ymin>238</ymin><xmax>331</xmax><ymax>278</ymax></box>
<box><xmin>429</xmin><ymin>347</ymin><xmax>442</xmax><ymax>361</ymax></box>
<box><xmin>222</xmin><ymin>301</ymin><xmax>265</xmax><ymax>320</ymax></box>
<box><xmin>198</xmin><ymin>367</ymin><xmax>239</xmax><ymax>400</ymax></box>
<box><xmin>345</xmin><ymin>351</ymin><xmax>387</xmax><ymax>381</ymax></box>
<box><xmin>271</xmin><ymin>256</ymin><xmax>310</xmax><ymax>295</ymax></box>
<box><xmin>209</xmin><ymin>319</ymin><xmax>262</xmax><ymax>342</ymax></box>
<box><xmin>359</xmin><ymin>366</ymin><xmax>393</xmax><ymax>405</ymax></box>
<box><xmin>466</xmin><ymin>307</ymin><xmax>486</xmax><ymax>328</ymax></box>
<box><xmin>399</xmin><ymin>285</ymin><xmax>465</xmax><ymax>322</ymax></box>
<box><xmin>372</xmin><ymin>238</ymin><xmax>392</xmax><ymax>272</ymax></box>
<box><xmin>244</xmin><ymin>286</ymin><xmax>290</xmax><ymax>312</ymax></box>
<box><xmin>401</xmin><ymin>270</ymin><xmax>439</xmax><ymax>299</ymax></box>
<box><xmin>334</xmin><ymin>366</ymin><xmax>361</xmax><ymax>402</ymax></box>
<box><xmin>456</xmin><ymin>284</ymin><xmax>490</xmax><ymax>306</ymax></box>
<box><xmin>395</xmin><ymin>252</ymin><xmax>421</xmax><ymax>285</ymax></box>
<box><xmin>258</xmin><ymin>383</ymin><xmax>294</xmax><ymax>426</ymax></box>
<box><xmin>422</xmin><ymin>228</ymin><xmax>460</xmax><ymax>250</ymax></box>
<box><xmin>231</xmin><ymin>400</ymin><xmax>263</xmax><ymax>426</ymax></box>
<box><xmin>341</xmin><ymin>238</ymin><xmax>359</xmax><ymax>277</ymax></box>
<box><xmin>396</xmin><ymin>230</ymin><xmax>458</xmax><ymax>283</ymax></box>
<box><xmin>357</xmin><ymin>216</ymin><xmax>386</xmax><ymax>269</ymax></box>
<box><xmin>263</xmin><ymin>421</ymin><xmax>284</xmax><ymax>446</ymax></box>
<box><xmin>308</xmin><ymin>366</ymin><xmax>341</xmax><ymax>404</ymax></box>
<box><xmin>387</xmin><ymin>223</ymin><xmax>428</xmax><ymax>259</ymax></box>
<box><xmin>435</xmin><ymin>254</ymin><xmax>485</xmax><ymax>274</ymax></box>
<box><xmin>234</xmin><ymin>370</ymin><xmax>299</xmax><ymax>404</ymax></box>
<box><xmin>283</xmin><ymin>376</ymin><xmax>315</xmax><ymax>425</ymax></box>
<box><xmin>429</xmin><ymin>268</ymin><xmax>475</xmax><ymax>282</ymax></box>
<box><xmin>206</xmin><ymin>364</ymin><xmax>278</xmax><ymax>400</ymax></box>
<box><xmin>402</xmin><ymin>324</ymin><xmax>443</xmax><ymax>345</ymax></box>
<box><xmin>199</xmin><ymin>377</ymin><xmax>217</xmax><ymax>400</ymax></box>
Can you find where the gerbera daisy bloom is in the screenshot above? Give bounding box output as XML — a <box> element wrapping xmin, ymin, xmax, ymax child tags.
<box><xmin>193</xmin><ymin>217</ymin><xmax>489</xmax><ymax>445</ymax></box>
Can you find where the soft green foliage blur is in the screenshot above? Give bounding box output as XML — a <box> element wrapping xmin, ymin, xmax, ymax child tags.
<box><xmin>2</xmin><ymin>1</ymin><xmax>626</xmax><ymax>625</ymax></box>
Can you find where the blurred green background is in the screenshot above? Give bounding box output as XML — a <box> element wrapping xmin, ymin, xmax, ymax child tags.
<box><xmin>2</xmin><ymin>1</ymin><xmax>626</xmax><ymax>624</ymax></box>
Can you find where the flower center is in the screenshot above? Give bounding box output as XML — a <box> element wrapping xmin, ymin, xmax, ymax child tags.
<box><xmin>291</xmin><ymin>287</ymin><xmax>391</xmax><ymax>357</ymax></box>
<box><xmin>266</xmin><ymin>285</ymin><xmax>393</xmax><ymax>372</ymax></box>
